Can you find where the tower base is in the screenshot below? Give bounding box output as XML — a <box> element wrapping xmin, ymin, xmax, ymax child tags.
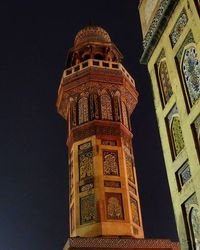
<box><xmin>63</xmin><ymin>237</ymin><xmax>180</xmax><ymax>250</ymax></box>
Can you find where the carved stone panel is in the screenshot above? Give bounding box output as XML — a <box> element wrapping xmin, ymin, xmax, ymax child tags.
<box><xmin>103</xmin><ymin>150</ymin><xmax>119</xmax><ymax>176</ymax></box>
<box><xmin>80</xmin><ymin>194</ymin><xmax>96</xmax><ymax>225</ymax></box>
<box><xmin>125</xmin><ymin>153</ymin><xmax>135</xmax><ymax>183</ymax></box>
<box><xmin>78</xmin><ymin>141</ymin><xmax>94</xmax><ymax>180</ymax></box>
<box><xmin>130</xmin><ymin>197</ymin><xmax>140</xmax><ymax>225</ymax></box>
<box><xmin>105</xmin><ymin>193</ymin><xmax>124</xmax><ymax>220</ymax></box>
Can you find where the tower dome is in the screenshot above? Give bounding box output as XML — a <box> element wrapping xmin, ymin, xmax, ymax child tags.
<box><xmin>74</xmin><ymin>26</ymin><xmax>111</xmax><ymax>46</ymax></box>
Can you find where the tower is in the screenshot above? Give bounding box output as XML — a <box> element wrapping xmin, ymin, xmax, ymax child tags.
<box><xmin>139</xmin><ymin>1</ymin><xmax>200</xmax><ymax>250</ymax></box>
<box><xmin>56</xmin><ymin>25</ymin><xmax>180</xmax><ymax>250</ymax></box>
<box><xmin>57</xmin><ymin>25</ymin><xmax>144</xmax><ymax>239</ymax></box>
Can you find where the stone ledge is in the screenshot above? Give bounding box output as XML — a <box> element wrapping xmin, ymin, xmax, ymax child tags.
<box><xmin>63</xmin><ymin>237</ymin><xmax>180</xmax><ymax>250</ymax></box>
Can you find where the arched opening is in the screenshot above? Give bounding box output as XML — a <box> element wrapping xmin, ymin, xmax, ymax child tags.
<box><xmin>121</xmin><ymin>102</ymin><xmax>129</xmax><ymax>128</ymax></box>
<box><xmin>189</xmin><ymin>207</ymin><xmax>200</xmax><ymax>250</ymax></box>
<box><xmin>78</xmin><ymin>97</ymin><xmax>89</xmax><ymax>125</ymax></box>
<box><xmin>100</xmin><ymin>94</ymin><xmax>113</xmax><ymax>120</ymax></box>
<box><xmin>94</xmin><ymin>53</ymin><xmax>104</xmax><ymax>60</ymax></box>
<box><xmin>82</xmin><ymin>54</ymin><xmax>90</xmax><ymax>62</ymax></box>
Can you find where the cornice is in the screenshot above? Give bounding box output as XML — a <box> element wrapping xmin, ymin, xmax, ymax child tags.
<box><xmin>140</xmin><ymin>0</ymin><xmax>179</xmax><ymax>64</ymax></box>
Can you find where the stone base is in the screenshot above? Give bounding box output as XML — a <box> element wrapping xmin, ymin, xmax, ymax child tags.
<box><xmin>63</xmin><ymin>237</ymin><xmax>180</xmax><ymax>250</ymax></box>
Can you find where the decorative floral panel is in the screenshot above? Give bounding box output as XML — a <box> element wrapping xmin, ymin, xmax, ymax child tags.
<box><xmin>166</xmin><ymin>105</ymin><xmax>184</xmax><ymax>158</ymax></box>
<box><xmin>100</xmin><ymin>95</ymin><xmax>113</xmax><ymax>120</ymax></box>
<box><xmin>142</xmin><ymin>0</ymin><xmax>171</xmax><ymax>49</ymax></box>
<box><xmin>103</xmin><ymin>150</ymin><xmax>119</xmax><ymax>176</ymax></box>
<box><xmin>182</xmin><ymin>46</ymin><xmax>200</xmax><ymax>105</ymax></box>
<box><xmin>192</xmin><ymin>115</ymin><xmax>200</xmax><ymax>155</ymax></box>
<box><xmin>78</xmin><ymin>141</ymin><xmax>94</xmax><ymax>180</ymax></box>
<box><xmin>105</xmin><ymin>193</ymin><xmax>124</xmax><ymax>220</ymax></box>
<box><xmin>79</xmin><ymin>182</ymin><xmax>94</xmax><ymax>193</ymax></box>
<box><xmin>182</xmin><ymin>194</ymin><xmax>200</xmax><ymax>249</ymax></box>
<box><xmin>180</xmin><ymin>166</ymin><xmax>191</xmax><ymax>186</ymax></box>
<box><xmin>80</xmin><ymin>194</ymin><xmax>96</xmax><ymax>224</ymax></box>
<box><xmin>190</xmin><ymin>207</ymin><xmax>200</xmax><ymax>249</ymax></box>
<box><xmin>130</xmin><ymin>197</ymin><xmax>140</xmax><ymax>225</ymax></box>
<box><xmin>122</xmin><ymin>102</ymin><xmax>129</xmax><ymax>128</ymax></box>
<box><xmin>177</xmin><ymin>161</ymin><xmax>191</xmax><ymax>188</ymax></box>
<box><xmin>78</xmin><ymin>141</ymin><xmax>92</xmax><ymax>152</ymax></box>
<box><xmin>78</xmin><ymin>97</ymin><xmax>89</xmax><ymax>124</ymax></box>
<box><xmin>170</xmin><ymin>9</ymin><xmax>188</xmax><ymax>47</ymax></box>
<box><xmin>176</xmin><ymin>31</ymin><xmax>194</xmax><ymax>63</ymax></box>
<box><xmin>171</xmin><ymin>116</ymin><xmax>185</xmax><ymax>155</ymax></box>
<box><xmin>104</xmin><ymin>180</ymin><xmax>121</xmax><ymax>188</ymax></box>
<box><xmin>101</xmin><ymin>140</ymin><xmax>117</xmax><ymax>146</ymax></box>
<box><xmin>158</xmin><ymin>60</ymin><xmax>173</xmax><ymax>104</ymax></box>
<box><xmin>125</xmin><ymin>153</ymin><xmax>135</xmax><ymax>183</ymax></box>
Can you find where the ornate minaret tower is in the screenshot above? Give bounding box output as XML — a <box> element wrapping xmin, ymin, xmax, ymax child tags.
<box><xmin>57</xmin><ymin>25</ymin><xmax>144</xmax><ymax>239</ymax></box>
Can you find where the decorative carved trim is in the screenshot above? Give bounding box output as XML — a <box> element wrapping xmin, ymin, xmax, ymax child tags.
<box><xmin>65</xmin><ymin>238</ymin><xmax>180</xmax><ymax>249</ymax></box>
<box><xmin>176</xmin><ymin>31</ymin><xmax>195</xmax><ymax>63</ymax></box>
<box><xmin>169</xmin><ymin>9</ymin><xmax>188</xmax><ymax>47</ymax></box>
<box><xmin>140</xmin><ymin>0</ymin><xmax>179</xmax><ymax>64</ymax></box>
<box><xmin>67</xmin><ymin>120</ymin><xmax>132</xmax><ymax>147</ymax></box>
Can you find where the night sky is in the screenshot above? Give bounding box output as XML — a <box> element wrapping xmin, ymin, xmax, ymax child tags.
<box><xmin>1</xmin><ymin>1</ymin><xmax>178</xmax><ymax>250</ymax></box>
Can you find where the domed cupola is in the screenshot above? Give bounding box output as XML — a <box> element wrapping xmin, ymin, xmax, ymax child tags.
<box><xmin>74</xmin><ymin>26</ymin><xmax>111</xmax><ymax>46</ymax></box>
<box><xmin>66</xmin><ymin>25</ymin><xmax>123</xmax><ymax>67</ymax></box>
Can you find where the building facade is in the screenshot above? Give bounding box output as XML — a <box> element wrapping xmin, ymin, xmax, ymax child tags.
<box><xmin>139</xmin><ymin>1</ymin><xmax>200</xmax><ymax>250</ymax></box>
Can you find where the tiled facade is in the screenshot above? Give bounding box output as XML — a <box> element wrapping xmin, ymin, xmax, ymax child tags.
<box><xmin>139</xmin><ymin>1</ymin><xmax>200</xmax><ymax>250</ymax></box>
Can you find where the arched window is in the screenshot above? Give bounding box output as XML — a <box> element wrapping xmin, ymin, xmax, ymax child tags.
<box><xmin>121</xmin><ymin>102</ymin><xmax>129</xmax><ymax>128</ymax></box>
<box><xmin>89</xmin><ymin>93</ymin><xmax>99</xmax><ymax>120</ymax></box>
<box><xmin>171</xmin><ymin>116</ymin><xmax>184</xmax><ymax>156</ymax></box>
<box><xmin>78</xmin><ymin>97</ymin><xmax>89</xmax><ymax>124</ymax></box>
<box><xmin>113</xmin><ymin>94</ymin><xmax>121</xmax><ymax>122</ymax></box>
<box><xmin>82</xmin><ymin>54</ymin><xmax>90</xmax><ymax>62</ymax></box>
<box><xmin>94</xmin><ymin>53</ymin><xmax>104</xmax><ymax>60</ymax></box>
<box><xmin>182</xmin><ymin>46</ymin><xmax>200</xmax><ymax>105</ymax></box>
<box><xmin>70</xmin><ymin>101</ymin><xmax>77</xmax><ymax>128</ymax></box>
<box><xmin>158</xmin><ymin>60</ymin><xmax>173</xmax><ymax>105</ymax></box>
<box><xmin>100</xmin><ymin>95</ymin><xmax>113</xmax><ymax>120</ymax></box>
<box><xmin>190</xmin><ymin>207</ymin><xmax>200</xmax><ymax>250</ymax></box>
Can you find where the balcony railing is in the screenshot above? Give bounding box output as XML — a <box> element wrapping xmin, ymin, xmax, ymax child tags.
<box><xmin>62</xmin><ymin>59</ymin><xmax>135</xmax><ymax>86</ymax></box>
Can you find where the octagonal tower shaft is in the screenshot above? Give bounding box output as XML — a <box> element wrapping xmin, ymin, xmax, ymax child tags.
<box><xmin>57</xmin><ymin>26</ymin><xmax>144</xmax><ymax>238</ymax></box>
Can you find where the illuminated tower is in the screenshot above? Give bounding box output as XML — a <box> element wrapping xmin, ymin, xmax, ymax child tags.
<box><xmin>57</xmin><ymin>25</ymin><xmax>144</xmax><ymax>238</ymax></box>
<box><xmin>56</xmin><ymin>25</ymin><xmax>180</xmax><ymax>250</ymax></box>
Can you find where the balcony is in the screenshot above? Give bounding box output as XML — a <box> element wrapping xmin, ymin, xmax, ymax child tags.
<box><xmin>62</xmin><ymin>59</ymin><xmax>135</xmax><ymax>87</ymax></box>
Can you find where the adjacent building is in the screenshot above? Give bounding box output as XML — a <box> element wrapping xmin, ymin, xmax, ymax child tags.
<box><xmin>139</xmin><ymin>1</ymin><xmax>200</xmax><ymax>250</ymax></box>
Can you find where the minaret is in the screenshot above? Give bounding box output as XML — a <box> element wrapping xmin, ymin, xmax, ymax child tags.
<box><xmin>57</xmin><ymin>25</ymin><xmax>144</xmax><ymax>238</ymax></box>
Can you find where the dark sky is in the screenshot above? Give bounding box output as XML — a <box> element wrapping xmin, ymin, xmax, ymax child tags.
<box><xmin>1</xmin><ymin>1</ymin><xmax>178</xmax><ymax>250</ymax></box>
